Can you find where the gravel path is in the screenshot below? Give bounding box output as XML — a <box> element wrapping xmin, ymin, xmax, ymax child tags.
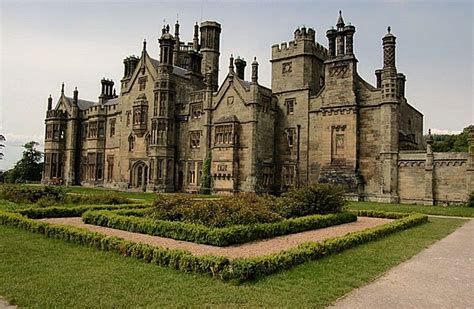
<box><xmin>39</xmin><ymin>217</ymin><xmax>392</xmax><ymax>259</ymax></box>
<box><xmin>331</xmin><ymin>219</ymin><xmax>473</xmax><ymax>308</ymax></box>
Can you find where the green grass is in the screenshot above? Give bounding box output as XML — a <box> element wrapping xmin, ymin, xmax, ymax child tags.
<box><xmin>348</xmin><ymin>201</ymin><xmax>474</xmax><ymax>217</ymax></box>
<box><xmin>0</xmin><ymin>217</ymin><xmax>466</xmax><ymax>308</ymax></box>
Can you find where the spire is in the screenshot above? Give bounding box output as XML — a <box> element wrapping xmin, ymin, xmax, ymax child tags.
<box><xmin>193</xmin><ymin>22</ymin><xmax>199</xmax><ymax>50</ymax></box>
<box><xmin>251</xmin><ymin>57</ymin><xmax>258</xmax><ymax>84</ymax></box>
<box><xmin>174</xmin><ymin>20</ymin><xmax>180</xmax><ymax>37</ymax></box>
<box><xmin>229</xmin><ymin>54</ymin><xmax>234</xmax><ymax>72</ymax></box>
<box><xmin>73</xmin><ymin>87</ymin><xmax>78</xmax><ymax>105</ymax></box>
<box><xmin>47</xmin><ymin>94</ymin><xmax>53</xmax><ymax>111</ymax></box>
<box><xmin>337</xmin><ymin>10</ymin><xmax>345</xmax><ymax>29</ymax></box>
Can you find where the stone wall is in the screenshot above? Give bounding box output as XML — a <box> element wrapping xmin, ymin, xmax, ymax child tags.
<box><xmin>398</xmin><ymin>150</ymin><xmax>473</xmax><ymax>205</ymax></box>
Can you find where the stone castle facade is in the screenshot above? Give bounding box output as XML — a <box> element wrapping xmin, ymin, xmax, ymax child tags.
<box><xmin>43</xmin><ymin>12</ymin><xmax>474</xmax><ymax>204</ymax></box>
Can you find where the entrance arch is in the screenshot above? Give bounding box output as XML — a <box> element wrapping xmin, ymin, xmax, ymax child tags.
<box><xmin>131</xmin><ymin>161</ymin><xmax>148</xmax><ymax>190</ymax></box>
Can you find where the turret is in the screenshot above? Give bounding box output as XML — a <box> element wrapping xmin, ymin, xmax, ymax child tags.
<box><xmin>326</xmin><ymin>11</ymin><xmax>356</xmax><ymax>58</ymax></box>
<box><xmin>159</xmin><ymin>24</ymin><xmax>175</xmax><ymax>69</ymax></box>
<box><xmin>234</xmin><ymin>57</ymin><xmax>246</xmax><ymax>80</ymax></box>
<box><xmin>381</xmin><ymin>26</ymin><xmax>398</xmax><ymax>103</ymax></box>
<box><xmin>200</xmin><ymin>21</ymin><xmax>221</xmax><ymax>91</ymax></box>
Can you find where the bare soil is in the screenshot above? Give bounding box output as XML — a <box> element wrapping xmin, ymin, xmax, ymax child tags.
<box><xmin>39</xmin><ymin>217</ymin><xmax>392</xmax><ymax>259</ymax></box>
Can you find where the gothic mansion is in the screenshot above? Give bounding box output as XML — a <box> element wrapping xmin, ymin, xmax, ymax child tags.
<box><xmin>43</xmin><ymin>12</ymin><xmax>430</xmax><ymax>202</ymax></box>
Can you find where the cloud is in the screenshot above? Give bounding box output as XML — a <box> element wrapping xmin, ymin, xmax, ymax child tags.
<box><xmin>430</xmin><ymin>128</ymin><xmax>462</xmax><ymax>135</ymax></box>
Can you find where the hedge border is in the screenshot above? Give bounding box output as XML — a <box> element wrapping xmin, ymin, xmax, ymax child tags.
<box><xmin>0</xmin><ymin>210</ymin><xmax>428</xmax><ymax>282</ymax></box>
<box><xmin>82</xmin><ymin>210</ymin><xmax>358</xmax><ymax>246</ymax></box>
<box><xmin>16</xmin><ymin>204</ymin><xmax>149</xmax><ymax>219</ymax></box>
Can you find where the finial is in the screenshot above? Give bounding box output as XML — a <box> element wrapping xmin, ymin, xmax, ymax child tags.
<box><xmin>74</xmin><ymin>86</ymin><xmax>77</xmax><ymax>91</ymax></box>
<box><xmin>143</xmin><ymin>39</ymin><xmax>147</xmax><ymax>51</ymax></box>
<box><xmin>336</xmin><ymin>10</ymin><xmax>345</xmax><ymax>28</ymax></box>
<box><xmin>387</xmin><ymin>26</ymin><xmax>391</xmax><ymax>33</ymax></box>
<box><xmin>49</xmin><ymin>94</ymin><xmax>52</xmax><ymax>99</ymax></box>
<box><xmin>166</xmin><ymin>24</ymin><xmax>170</xmax><ymax>33</ymax></box>
<box><xmin>61</xmin><ymin>82</ymin><xmax>64</xmax><ymax>94</ymax></box>
<box><xmin>428</xmin><ymin>128</ymin><xmax>431</xmax><ymax>135</ymax></box>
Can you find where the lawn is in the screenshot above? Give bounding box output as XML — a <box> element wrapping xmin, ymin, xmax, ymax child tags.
<box><xmin>348</xmin><ymin>201</ymin><xmax>474</xmax><ymax>217</ymax></box>
<box><xmin>0</xmin><ymin>217</ymin><xmax>466</xmax><ymax>308</ymax></box>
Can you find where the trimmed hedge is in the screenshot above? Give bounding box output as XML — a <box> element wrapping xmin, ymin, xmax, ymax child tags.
<box><xmin>16</xmin><ymin>204</ymin><xmax>148</xmax><ymax>219</ymax></box>
<box><xmin>0</xmin><ymin>209</ymin><xmax>428</xmax><ymax>282</ymax></box>
<box><xmin>82</xmin><ymin>210</ymin><xmax>358</xmax><ymax>246</ymax></box>
<box><xmin>219</xmin><ymin>212</ymin><xmax>428</xmax><ymax>281</ymax></box>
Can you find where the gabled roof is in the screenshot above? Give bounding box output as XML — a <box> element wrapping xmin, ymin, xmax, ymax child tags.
<box><xmin>64</xmin><ymin>96</ymin><xmax>96</xmax><ymax>110</ymax></box>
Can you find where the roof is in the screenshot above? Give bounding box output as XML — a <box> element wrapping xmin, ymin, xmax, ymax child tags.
<box><xmin>149</xmin><ymin>56</ymin><xmax>189</xmax><ymax>77</ymax></box>
<box><xmin>65</xmin><ymin>96</ymin><xmax>96</xmax><ymax>110</ymax></box>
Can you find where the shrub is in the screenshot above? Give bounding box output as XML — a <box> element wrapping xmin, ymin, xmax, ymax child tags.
<box><xmin>149</xmin><ymin>193</ymin><xmax>282</xmax><ymax>228</ymax></box>
<box><xmin>276</xmin><ymin>184</ymin><xmax>347</xmax><ymax>218</ymax></box>
<box><xmin>0</xmin><ymin>184</ymin><xmax>66</xmax><ymax>204</ymax></box>
<box><xmin>0</xmin><ymin>209</ymin><xmax>427</xmax><ymax>282</ymax></box>
<box><xmin>83</xmin><ymin>210</ymin><xmax>357</xmax><ymax>246</ymax></box>
<box><xmin>468</xmin><ymin>191</ymin><xmax>474</xmax><ymax>208</ymax></box>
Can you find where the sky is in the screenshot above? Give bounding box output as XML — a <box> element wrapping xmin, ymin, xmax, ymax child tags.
<box><xmin>0</xmin><ymin>0</ymin><xmax>472</xmax><ymax>170</ymax></box>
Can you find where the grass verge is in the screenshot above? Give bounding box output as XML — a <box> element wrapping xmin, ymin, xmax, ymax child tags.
<box><xmin>0</xmin><ymin>217</ymin><xmax>466</xmax><ymax>308</ymax></box>
<box><xmin>348</xmin><ymin>201</ymin><xmax>474</xmax><ymax>217</ymax></box>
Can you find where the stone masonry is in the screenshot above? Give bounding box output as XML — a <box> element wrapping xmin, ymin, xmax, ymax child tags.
<box><xmin>42</xmin><ymin>12</ymin><xmax>473</xmax><ymax>204</ymax></box>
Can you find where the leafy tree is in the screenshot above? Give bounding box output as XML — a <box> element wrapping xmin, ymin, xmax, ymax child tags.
<box><xmin>429</xmin><ymin>125</ymin><xmax>473</xmax><ymax>152</ymax></box>
<box><xmin>4</xmin><ymin>141</ymin><xmax>43</xmax><ymax>183</ymax></box>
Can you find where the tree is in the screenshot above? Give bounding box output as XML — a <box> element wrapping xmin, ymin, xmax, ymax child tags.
<box><xmin>0</xmin><ymin>134</ymin><xmax>5</xmax><ymax>160</ymax></box>
<box><xmin>429</xmin><ymin>125</ymin><xmax>473</xmax><ymax>152</ymax></box>
<box><xmin>4</xmin><ymin>141</ymin><xmax>43</xmax><ymax>183</ymax></box>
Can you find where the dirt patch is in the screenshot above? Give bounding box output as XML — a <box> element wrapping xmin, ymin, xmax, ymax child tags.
<box><xmin>39</xmin><ymin>217</ymin><xmax>392</xmax><ymax>259</ymax></box>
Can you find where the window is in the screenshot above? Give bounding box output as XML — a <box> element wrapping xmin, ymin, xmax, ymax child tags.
<box><xmin>153</xmin><ymin>93</ymin><xmax>158</xmax><ymax>116</ymax></box>
<box><xmin>285</xmin><ymin>98</ymin><xmax>295</xmax><ymax>115</ymax></box>
<box><xmin>138</xmin><ymin>76</ymin><xmax>147</xmax><ymax>91</ymax></box>
<box><xmin>283</xmin><ymin>165</ymin><xmax>295</xmax><ymax>186</ymax></box>
<box><xmin>189</xmin><ymin>161</ymin><xmax>196</xmax><ymax>184</ymax></box>
<box><xmin>53</xmin><ymin>124</ymin><xmax>60</xmax><ymax>139</ymax></box>
<box><xmin>46</xmin><ymin>124</ymin><xmax>53</xmax><ymax>140</ymax></box>
<box><xmin>96</xmin><ymin>153</ymin><xmax>104</xmax><ymax>180</ymax></box>
<box><xmin>107</xmin><ymin>156</ymin><xmax>114</xmax><ymax>181</ymax></box>
<box><xmin>159</xmin><ymin>93</ymin><xmax>166</xmax><ymax>116</ymax></box>
<box><xmin>262</xmin><ymin>166</ymin><xmax>273</xmax><ymax>187</ymax></box>
<box><xmin>109</xmin><ymin>118</ymin><xmax>116</xmax><ymax>137</ymax></box>
<box><xmin>87</xmin><ymin>152</ymin><xmax>95</xmax><ymax>180</ymax></box>
<box><xmin>98</xmin><ymin>121</ymin><xmax>105</xmax><ymax>138</ymax></box>
<box><xmin>190</xmin><ymin>103</ymin><xmax>203</xmax><ymax>119</ymax></box>
<box><xmin>190</xmin><ymin>131</ymin><xmax>201</xmax><ymax>148</ymax></box>
<box><xmin>286</xmin><ymin>128</ymin><xmax>295</xmax><ymax>148</ymax></box>
<box><xmin>126</xmin><ymin>111</ymin><xmax>131</xmax><ymax>126</ymax></box>
<box><xmin>157</xmin><ymin>159</ymin><xmax>163</xmax><ymax>179</ymax></box>
<box><xmin>214</xmin><ymin>125</ymin><xmax>234</xmax><ymax>145</ymax></box>
<box><xmin>88</xmin><ymin>122</ymin><xmax>98</xmax><ymax>138</ymax></box>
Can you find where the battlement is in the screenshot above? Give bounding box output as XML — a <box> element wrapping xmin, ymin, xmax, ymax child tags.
<box><xmin>271</xmin><ymin>39</ymin><xmax>328</xmax><ymax>61</ymax></box>
<box><xmin>46</xmin><ymin>109</ymin><xmax>67</xmax><ymax>119</ymax></box>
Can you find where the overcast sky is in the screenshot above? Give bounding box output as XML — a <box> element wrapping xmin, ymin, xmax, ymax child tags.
<box><xmin>0</xmin><ymin>0</ymin><xmax>472</xmax><ymax>170</ymax></box>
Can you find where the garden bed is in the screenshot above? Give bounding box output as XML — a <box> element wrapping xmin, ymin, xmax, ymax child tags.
<box><xmin>81</xmin><ymin>209</ymin><xmax>358</xmax><ymax>246</ymax></box>
<box><xmin>0</xmin><ymin>208</ymin><xmax>427</xmax><ymax>282</ymax></box>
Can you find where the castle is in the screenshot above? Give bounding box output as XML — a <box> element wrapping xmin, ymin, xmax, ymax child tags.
<box><xmin>43</xmin><ymin>12</ymin><xmax>474</xmax><ymax>204</ymax></box>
